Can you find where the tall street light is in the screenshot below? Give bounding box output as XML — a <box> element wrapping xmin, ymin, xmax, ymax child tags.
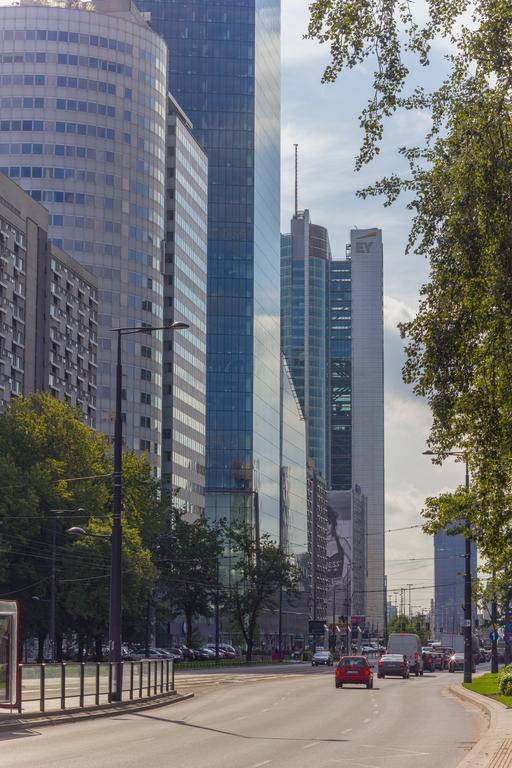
<box><xmin>48</xmin><ymin>507</ymin><xmax>85</xmax><ymax>663</ymax></box>
<box><xmin>423</xmin><ymin>449</ymin><xmax>473</xmax><ymax>683</ymax></box>
<box><xmin>110</xmin><ymin>320</ymin><xmax>189</xmax><ymax>701</ymax></box>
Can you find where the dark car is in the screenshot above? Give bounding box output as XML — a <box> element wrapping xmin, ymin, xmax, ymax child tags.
<box><xmin>422</xmin><ymin>648</ymin><xmax>435</xmax><ymax>672</ymax></box>
<box><xmin>335</xmin><ymin>655</ymin><xmax>374</xmax><ymax>689</ymax></box>
<box><xmin>431</xmin><ymin>651</ymin><xmax>445</xmax><ymax>671</ymax></box>
<box><xmin>377</xmin><ymin>654</ymin><xmax>410</xmax><ymax>679</ymax></box>
<box><xmin>312</xmin><ymin>650</ymin><xmax>333</xmax><ymax>666</ymax></box>
<box><xmin>448</xmin><ymin>652</ymin><xmax>476</xmax><ymax>673</ymax></box>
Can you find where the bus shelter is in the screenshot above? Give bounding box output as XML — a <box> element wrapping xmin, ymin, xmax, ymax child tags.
<box><xmin>0</xmin><ymin>600</ymin><xmax>18</xmax><ymax>708</ymax></box>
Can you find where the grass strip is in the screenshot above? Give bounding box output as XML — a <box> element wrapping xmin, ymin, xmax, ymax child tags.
<box><xmin>463</xmin><ymin>672</ymin><xmax>512</xmax><ymax>708</ymax></box>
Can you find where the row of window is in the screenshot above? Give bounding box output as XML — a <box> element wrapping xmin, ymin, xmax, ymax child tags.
<box><xmin>1</xmin><ymin>166</ymin><xmax>115</xmax><ymax>184</ymax></box>
<box><xmin>56</xmin><ymin>99</ymin><xmax>116</xmax><ymax>118</ymax></box>
<box><xmin>0</xmin><ymin>74</ymin><xmax>45</xmax><ymax>86</ymax></box>
<box><xmin>31</xmin><ymin>189</ymin><xmax>113</xmax><ymax>207</ymax></box>
<box><xmin>0</xmin><ymin>97</ymin><xmax>44</xmax><ymax>109</ymax></box>
<box><xmin>56</xmin><ymin>75</ymin><xmax>117</xmax><ymax>95</ymax></box>
<box><xmin>0</xmin><ymin>50</ymin><xmax>133</xmax><ymax>75</ymax></box>
<box><xmin>2</xmin><ymin>28</ymin><xmax>134</xmax><ymax>54</ymax></box>
<box><xmin>50</xmin><ymin>239</ymin><xmax>122</xmax><ymax>258</ymax></box>
<box><xmin>0</xmin><ymin>120</ymin><xmax>115</xmax><ymax>140</ymax></box>
<box><xmin>0</xmin><ymin>142</ymin><xmax>113</xmax><ymax>161</ymax></box>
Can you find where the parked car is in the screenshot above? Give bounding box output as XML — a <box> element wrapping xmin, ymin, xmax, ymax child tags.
<box><xmin>448</xmin><ymin>653</ymin><xmax>476</xmax><ymax>673</ymax></box>
<box><xmin>387</xmin><ymin>633</ymin><xmax>424</xmax><ymax>676</ymax></box>
<box><xmin>335</xmin><ymin>656</ymin><xmax>374</xmax><ymax>689</ymax></box>
<box><xmin>197</xmin><ymin>647</ymin><xmax>216</xmax><ymax>660</ymax></box>
<box><xmin>312</xmin><ymin>650</ymin><xmax>333</xmax><ymax>666</ymax></box>
<box><xmin>377</xmin><ymin>654</ymin><xmax>410</xmax><ymax>679</ymax></box>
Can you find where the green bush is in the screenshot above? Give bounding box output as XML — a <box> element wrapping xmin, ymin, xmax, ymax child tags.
<box><xmin>498</xmin><ymin>669</ymin><xmax>512</xmax><ymax>696</ymax></box>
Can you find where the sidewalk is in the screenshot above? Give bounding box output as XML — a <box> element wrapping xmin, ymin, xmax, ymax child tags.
<box><xmin>0</xmin><ymin>691</ymin><xmax>193</xmax><ymax>734</ymax></box>
<box><xmin>450</xmin><ymin>683</ymin><xmax>512</xmax><ymax>767</ymax></box>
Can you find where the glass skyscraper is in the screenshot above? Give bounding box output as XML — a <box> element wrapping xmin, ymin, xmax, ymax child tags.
<box><xmin>330</xmin><ymin>258</ymin><xmax>352</xmax><ymax>490</ymax></box>
<box><xmin>434</xmin><ymin>530</ymin><xmax>476</xmax><ymax>644</ymax></box>
<box><xmin>281</xmin><ymin>210</ymin><xmax>331</xmax><ymax>482</ymax></box>
<box><xmin>139</xmin><ymin>0</ymin><xmax>282</xmax><ymax>534</ymax></box>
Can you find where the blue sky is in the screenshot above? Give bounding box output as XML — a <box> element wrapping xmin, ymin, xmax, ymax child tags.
<box><xmin>280</xmin><ymin>0</ymin><xmax>464</xmax><ymax>609</ymax></box>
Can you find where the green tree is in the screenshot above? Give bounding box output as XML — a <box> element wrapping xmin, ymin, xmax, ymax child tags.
<box><xmin>306</xmin><ymin>0</ymin><xmax>512</xmax><ymax>568</ymax></box>
<box><xmin>225</xmin><ymin>520</ymin><xmax>300</xmax><ymax>662</ymax></box>
<box><xmin>389</xmin><ymin>613</ymin><xmax>429</xmax><ymax>644</ymax></box>
<box><xmin>0</xmin><ymin>393</ymin><xmax>162</xmax><ymax>657</ymax></box>
<box><xmin>157</xmin><ymin>509</ymin><xmax>223</xmax><ymax>648</ymax></box>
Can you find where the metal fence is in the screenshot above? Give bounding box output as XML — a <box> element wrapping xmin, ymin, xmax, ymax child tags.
<box><xmin>16</xmin><ymin>659</ymin><xmax>174</xmax><ymax>714</ymax></box>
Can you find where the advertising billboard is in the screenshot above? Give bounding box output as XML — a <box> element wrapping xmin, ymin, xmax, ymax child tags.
<box><xmin>327</xmin><ymin>490</ymin><xmax>352</xmax><ymax>620</ymax></box>
<box><xmin>0</xmin><ymin>600</ymin><xmax>19</xmax><ymax>708</ymax></box>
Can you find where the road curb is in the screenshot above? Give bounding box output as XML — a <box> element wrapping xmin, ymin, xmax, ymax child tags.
<box><xmin>448</xmin><ymin>683</ymin><xmax>512</xmax><ymax>768</ymax></box>
<box><xmin>0</xmin><ymin>691</ymin><xmax>194</xmax><ymax>733</ymax></box>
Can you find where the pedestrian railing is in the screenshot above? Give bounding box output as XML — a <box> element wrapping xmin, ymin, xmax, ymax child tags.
<box><xmin>15</xmin><ymin>659</ymin><xmax>174</xmax><ymax>714</ymax></box>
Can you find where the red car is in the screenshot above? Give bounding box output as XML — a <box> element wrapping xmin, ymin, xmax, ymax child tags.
<box><xmin>335</xmin><ymin>655</ymin><xmax>374</xmax><ymax>689</ymax></box>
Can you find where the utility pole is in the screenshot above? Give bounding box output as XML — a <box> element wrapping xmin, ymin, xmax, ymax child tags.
<box><xmin>331</xmin><ymin>583</ymin><xmax>336</xmax><ymax>653</ymax></box>
<box><xmin>505</xmin><ymin>587</ymin><xmax>512</xmax><ymax>666</ymax></box>
<box><xmin>49</xmin><ymin>515</ymin><xmax>57</xmax><ymax>664</ymax></box>
<box><xmin>408</xmin><ymin>583</ymin><xmax>413</xmax><ymax>619</ymax></box>
<box><xmin>491</xmin><ymin>596</ymin><xmax>498</xmax><ymax>673</ymax></box>
<box><xmin>463</xmin><ymin>458</ymin><xmax>473</xmax><ymax>684</ymax></box>
<box><xmin>384</xmin><ymin>575</ymin><xmax>388</xmax><ymax>645</ymax></box>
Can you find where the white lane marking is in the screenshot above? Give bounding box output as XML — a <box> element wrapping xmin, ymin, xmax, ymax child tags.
<box><xmin>363</xmin><ymin>717</ymin><xmax>371</xmax><ymax>723</ymax></box>
<box><xmin>261</xmin><ymin>707</ymin><xmax>270</xmax><ymax>712</ymax></box>
<box><xmin>249</xmin><ymin>762</ymin><xmax>272</xmax><ymax>768</ymax></box>
<box><xmin>247</xmin><ymin>761</ymin><xmax>272</xmax><ymax>768</ymax></box>
<box><xmin>303</xmin><ymin>742</ymin><xmax>321</xmax><ymax>750</ymax></box>
<box><xmin>235</xmin><ymin>715</ymin><xmax>249</xmax><ymax>721</ymax></box>
<box><xmin>341</xmin><ymin>727</ymin><xmax>353</xmax><ymax>733</ymax></box>
<box><xmin>327</xmin><ymin>761</ymin><xmax>381</xmax><ymax>767</ymax></box>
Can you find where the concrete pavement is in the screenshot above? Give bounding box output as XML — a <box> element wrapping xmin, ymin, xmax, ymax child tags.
<box><xmin>0</xmin><ymin>666</ymin><xmax>484</xmax><ymax>768</ymax></box>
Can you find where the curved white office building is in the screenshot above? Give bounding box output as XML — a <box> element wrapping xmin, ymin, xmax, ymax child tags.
<box><xmin>0</xmin><ymin>0</ymin><xmax>168</xmax><ymax>466</ymax></box>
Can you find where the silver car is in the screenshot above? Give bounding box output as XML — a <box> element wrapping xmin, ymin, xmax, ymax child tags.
<box><xmin>312</xmin><ymin>650</ymin><xmax>333</xmax><ymax>666</ymax></box>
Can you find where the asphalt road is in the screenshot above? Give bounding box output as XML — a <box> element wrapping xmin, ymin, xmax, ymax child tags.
<box><xmin>1</xmin><ymin>666</ymin><xmax>485</xmax><ymax>768</ymax></box>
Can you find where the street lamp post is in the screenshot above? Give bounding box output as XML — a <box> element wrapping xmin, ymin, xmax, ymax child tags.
<box><xmin>109</xmin><ymin>320</ymin><xmax>189</xmax><ymax>701</ymax></box>
<box><xmin>423</xmin><ymin>449</ymin><xmax>473</xmax><ymax>684</ymax></box>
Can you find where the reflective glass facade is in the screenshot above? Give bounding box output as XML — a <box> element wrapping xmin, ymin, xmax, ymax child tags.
<box><xmin>280</xmin><ymin>358</ymin><xmax>308</xmax><ymax>643</ymax></box>
<box><xmin>434</xmin><ymin>531</ymin><xmax>476</xmax><ymax>643</ymax></box>
<box><xmin>139</xmin><ymin>0</ymin><xmax>282</xmax><ymax>532</ymax></box>
<box><xmin>330</xmin><ymin>259</ymin><xmax>352</xmax><ymax>490</ymax></box>
<box><xmin>281</xmin><ymin>210</ymin><xmax>330</xmax><ymax>482</ymax></box>
<box><xmin>0</xmin><ymin>0</ymin><xmax>168</xmax><ymax>468</ymax></box>
<box><xmin>164</xmin><ymin>96</ymin><xmax>208</xmax><ymax>518</ymax></box>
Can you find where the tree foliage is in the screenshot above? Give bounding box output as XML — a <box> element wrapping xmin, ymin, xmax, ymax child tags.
<box><xmin>389</xmin><ymin>613</ymin><xmax>430</xmax><ymax>644</ymax></box>
<box><xmin>156</xmin><ymin>508</ymin><xmax>223</xmax><ymax>648</ymax></box>
<box><xmin>225</xmin><ymin>520</ymin><xmax>300</xmax><ymax>662</ymax></box>
<box><xmin>307</xmin><ymin>0</ymin><xmax>512</xmax><ymax>568</ymax></box>
<box><xmin>0</xmin><ymin>394</ymin><xmax>161</xmax><ymax>657</ymax></box>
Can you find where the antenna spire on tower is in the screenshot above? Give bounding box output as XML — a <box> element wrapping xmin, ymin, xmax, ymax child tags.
<box><xmin>294</xmin><ymin>143</ymin><xmax>298</xmax><ymax>216</ymax></box>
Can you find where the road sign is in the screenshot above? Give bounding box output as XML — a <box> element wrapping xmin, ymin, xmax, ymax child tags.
<box><xmin>463</xmin><ymin>619</ymin><xmax>471</xmax><ymax>628</ymax></box>
<box><xmin>489</xmin><ymin>630</ymin><xmax>499</xmax><ymax>641</ymax></box>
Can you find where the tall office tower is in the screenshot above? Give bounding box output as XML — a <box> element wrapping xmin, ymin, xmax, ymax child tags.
<box><xmin>0</xmin><ymin>0</ymin><xmax>168</xmax><ymax>468</ymax></box>
<box><xmin>280</xmin><ymin>357</ymin><xmax>308</xmax><ymax>646</ymax></box>
<box><xmin>163</xmin><ymin>95</ymin><xmax>208</xmax><ymax>518</ymax></box>
<box><xmin>281</xmin><ymin>210</ymin><xmax>331</xmax><ymax>482</ymax></box>
<box><xmin>330</xmin><ymin>257</ymin><xmax>352</xmax><ymax>490</ymax></box>
<box><xmin>350</xmin><ymin>228</ymin><xmax>385</xmax><ymax>633</ymax></box>
<box><xmin>434</xmin><ymin>530</ymin><xmax>476</xmax><ymax>646</ymax></box>
<box><xmin>0</xmin><ymin>172</ymin><xmax>97</xmax><ymax>422</ymax></box>
<box><xmin>307</xmin><ymin>458</ymin><xmax>328</xmax><ymax>623</ymax></box>
<box><xmin>139</xmin><ymin>0</ymin><xmax>282</xmax><ymax>532</ymax></box>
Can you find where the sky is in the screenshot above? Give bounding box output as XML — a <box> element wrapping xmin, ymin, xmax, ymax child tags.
<box><xmin>280</xmin><ymin>0</ymin><xmax>463</xmax><ymax>611</ymax></box>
